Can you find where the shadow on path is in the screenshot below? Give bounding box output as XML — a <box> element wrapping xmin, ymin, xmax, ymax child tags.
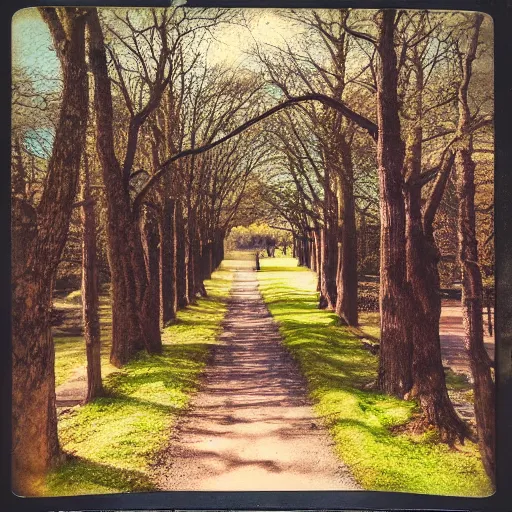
<box><xmin>152</xmin><ymin>269</ymin><xmax>359</xmax><ymax>491</ymax></box>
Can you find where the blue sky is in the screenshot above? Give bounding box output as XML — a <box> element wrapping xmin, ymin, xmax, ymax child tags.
<box><xmin>12</xmin><ymin>8</ymin><xmax>61</xmax><ymax>92</ymax></box>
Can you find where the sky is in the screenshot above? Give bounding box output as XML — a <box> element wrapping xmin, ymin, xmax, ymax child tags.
<box><xmin>11</xmin><ymin>7</ymin><xmax>300</xmax><ymax>91</ymax></box>
<box><xmin>11</xmin><ymin>7</ymin><xmax>303</xmax><ymax>158</ymax></box>
<box><xmin>12</xmin><ymin>8</ymin><xmax>61</xmax><ymax>89</ymax></box>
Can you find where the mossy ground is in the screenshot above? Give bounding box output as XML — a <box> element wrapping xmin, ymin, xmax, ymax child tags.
<box><xmin>256</xmin><ymin>256</ymin><xmax>492</xmax><ymax>496</ymax></box>
<box><xmin>46</xmin><ymin>267</ymin><xmax>233</xmax><ymax>496</ymax></box>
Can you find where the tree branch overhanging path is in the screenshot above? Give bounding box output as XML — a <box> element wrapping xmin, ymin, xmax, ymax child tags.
<box><xmin>11</xmin><ymin>5</ymin><xmax>495</xmax><ymax>496</ymax></box>
<box><xmin>133</xmin><ymin>93</ymin><xmax>378</xmax><ymax>213</ymax></box>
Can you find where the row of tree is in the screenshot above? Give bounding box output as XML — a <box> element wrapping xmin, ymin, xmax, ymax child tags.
<box><xmin>11</xmin><ymin>6</ymin><xmax>494</xmax><ymax>493</ymax></box>
<box><xmin>249</xmin><ymin>10</ymin><xmax>494</xmax><ymax>481</ymax></box>
<box><xmin>12</xmin><ymin>7</ymin><xmax>273</xmax><ymax>494</ymax></box>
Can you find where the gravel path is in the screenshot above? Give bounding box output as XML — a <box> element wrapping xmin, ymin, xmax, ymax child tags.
<box><xmin>152</xmin><ymin>269</ymin><xmax>359</xmax><ymax>491</ymax></box>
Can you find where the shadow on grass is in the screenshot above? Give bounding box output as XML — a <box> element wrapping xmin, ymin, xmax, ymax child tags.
<box><xmin>48</xmin><ymin>268</ymin><xmax>233</xmax><ymax>496</ymax></box>
<box><xmin>257</xmin><ymin>264</ymin><xmax>493</xmax><ymax>496</ymax></box>
<box><xmin>103</xmin><ymin>343</ymin><xmax>212</xmax><ymax>400</ymax></box>
<box><xmin>46</xmin><ymin>455</ymin><xmax>156</xmax><ymax>495</ymax></box>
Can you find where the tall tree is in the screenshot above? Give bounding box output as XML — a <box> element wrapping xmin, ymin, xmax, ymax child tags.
<box><xmin>373</xmin><ymin>10</ymin><xmax>413</xmax><ymax>397</ymax></box>
<box><xmin>81</xmin><ymin>149</ymin><xmax>103</xmax><ymax>402</ymax></box>
<box><xmin>12</xmin><ymin>7</ymin><xmax>89</xmax><ymax>494</ymax></box>
<box><xmin>87</xmin><ymin>9</ymin><xmax>166</xmax><ymax>366</ymax></box>
<box><xmin>454</xmin><ymin>13</ymin><xmax>495</xmax><ymax>482</ymax></box>
<box><xmin>401</xmin><ymin>13</ymin><xmax>469</xmax><ymax>443</ymax></box>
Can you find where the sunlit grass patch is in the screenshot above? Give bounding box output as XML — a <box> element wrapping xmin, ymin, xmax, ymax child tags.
<box><xmin>45</xmin><ymin>268</ymin><xmax>233</xmax><ymax>496</ymax></box>
<box><xmin>257</xmin><ymin>258</ymin><xmax>492</xmax><ymax>496</ymax></box>
<box><xmin>53</xmin><ymin>296</ymin><xmax>114</xmax><ymax>387</ymax></box>
<box><xmin>358</xmin><ymin>311</ymin><xmax>381</xmax><ymax>340</ymax></box>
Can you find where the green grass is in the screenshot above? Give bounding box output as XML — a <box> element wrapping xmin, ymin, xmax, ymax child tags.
<box><xmin>65</xmin><ymin>289</ymin><xmax>82</xmax><ymax>304</ymax></box>
<box><xmin>53</xmin><ymin>296</ymin><xmax>114</xmax><ymax>387</ymax></box>
<box><xmin>358</xmin><ymin>311</ymin><xmax>381</xmax><ymax>340</ymax></box>
<box><xmin>257</xmin><ymin>257</ymin><xmax>492</xmax><ymax>497</ymax></box>
<box><xmin>45</xmin><ymin>267</ymin><xmax>234</xmax><ymax>496</ymax></box>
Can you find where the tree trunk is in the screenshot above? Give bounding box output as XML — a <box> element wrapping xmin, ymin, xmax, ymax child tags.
<box><xmin>311</xmin><ymin>234</ymin><xmax>317</xmax><ymax>272</ymax></box>
<box><xmin>453</xmin><ymin>13</ymin><xmax>494</xmax><ymax>482</ymax></box>
<box><xmin>141</xmin><ymin>210</ymin><xmax>162</xmax><ymax>353</ymax></box>
<box><xmin>319</xmin><ymin>223</ymin><xmax>338</xmax><ymax>310</ymax></box>
<box><xmin>303</xmin><ymin>235</ymin><xmax>310</xmax><ymax>267</ymax></box>
<box><xmin>319</xmin><ymin>163</ymin><xmax>338</xmax><ymax>310</ymax></box>
<box><xmin>88</xmin><ymin>10</ymin><xmax>161</xmax><ymax>366</ymax></box>
<box><xmin>375</xmin><ymin>10</ymin><xmax>412</xmax><ymax>397</ymax></box>
<box><xmin>202</xmin><ymin>239</ymin><xmax>214</xmax><ymax>281</ymax></box>
<box><xmin>81</xmin><ymin>153</ymin><xmax>103</xmax><ymax>402</ymax></box>
<box><xmin>176</xmin><ymin>203</ymin><xmax>189</xmax><ymax>309</ymax></box>
<box><xmin>406</xmin><ymin>163</ymin><xmax>469</xmax><ymax>443</ymax></box>
<box><xmin>336</xmin><ymin>142</ymin><xmax>358</xmax><ymax>326</ymax></box>
<box><xmin>403</xmin><ymin>49</ymin><xmax>468</xmax><ymax>443</ymax></box>
<box><xmin>297</xmin><ymin>235</ymin><xmax>307</xmax><ymax>266</ymax></box>
<box><xmin>186</xmin><ymin>215</ymin><xmax>197</xmax><ymax>304</ymax></box>
<box><xmin>313</xmin><ymin>227</ymin><xmax>322</xmax><ymax>292</ymax></box>
<box><xmin>195</xmin><ymin>228</ymin><xmax>207</xmax><ymax>297</ymax></box>
<box><xmin>159</xmin><ymin>197</ymin><xmax>177</xmax><ymax>326</ymax></box>
<box><xmin>456</xmin><ymin>145</ymin><xmax>495</xmax><ymax>481</ymax></box>
<box><xmin>213</xmin><ymin>228</ymin><xmax>225</xmax><ymax>269</ymax></box>
<box><xmin>12</xmin><ymin>8</ymin><xmax>88</xmax><ymax>494</ymax></box>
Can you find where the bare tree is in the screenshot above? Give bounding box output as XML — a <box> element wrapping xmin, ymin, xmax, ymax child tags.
<box><xmin>454</xmin><ymin>13</ymin><xmax>495</xmax><ymax>482</ymax></box>
<box><xmin>12</xmin><ymin>7</ymin><xmax>89</xmax><ymax>494</ymax></box>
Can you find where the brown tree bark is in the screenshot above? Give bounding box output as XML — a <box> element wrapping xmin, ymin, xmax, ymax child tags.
<box><xmin>213</xmin><ymin>228</ymin><xmax>225</xmax><ymax>269</ymax></box>
<box><xmin>141</xmin><ymin>209</ymin><xmax>162</xmax><ymax>351</ymax></box>
<box><xmin>310</xmin><ymin>231</ymin><xmax>318</xmax><ymax>272</ymax></box>
<box><xmin>313</xmin><ymin>227</ymin><xmax>322</xmax><ymax>291</ymax></box>
<box><xmin>403</xmin><ymin>46</ymin><xmax>469</xmax><ymax>443</ymax></box>
<box><xmin>176</xmin><ymin>201</ymin><xmax>189</xmax><ymax>308</ymax></box>
<box><xmin>12</xmin><ymin>7</ymin><xmax>89</xmax><ymax>495</ymax></box>
<box><xmin>159</xmin><ymin>196</ymin><xmax>177</xmax><ymax>326</ymax></box>
<box><xmin>201</xmin><ymin>237</ymin><xmax>214</xmax><ymax>282</ymax></box>
<box><xmin>303</xmin><ymin>233</ymin><xmax>311</xmax><ymax>267</ymax></box>
<box><xmin>186</xmin><ymin>215</ymin><xmax>199</xmax><ymax>303</ymax></box>
<box><xmin>319</xmin><ymin>168</ymin><xmax>338</xmax><ymax>310</ymax></box>
<box><xmin>335</xmin><ymin>140</ymin><xmax>358</xmax><ymax>326</ymax></box>
<box><xmin>88</xmin><ymin>10</ymin><xmax>161</xmax><ymax>366</ymax></box>
<box><xmin>319</xmin><ymin>227</ymin><xmax>338</xmax><ymax>309</ymax></box>
<box><xmin>406</xmin><ymin>151</ymin><xmax>469</xmax><ymax>443</ymax></box>
<box><xmin>375</xmin><ymin>10</ymin><xmax>413</xmax><ymax>397</ymax></box>
<box><xmin>195</xmin><ymin>228</ymin><xmax>207</xmax><ymax>297</ymax></box>
<box><xmin>81</xmin><ymin>152</ymin><xmax>103</xmax><ymax>402</ymax></box>
<box><xmin>456</xmin><ymin>146</ymin><xmax>495</xmax><ymax>479</ymax></box>
<box><xmin>296</xmin><ymin>234</ymin><xmax>307</xmax><ymax>266</ymax></box>
<box><xmin>453</xmin><ymin>13</ymin><xmax>494</xmax><ymax>482</ymax></box>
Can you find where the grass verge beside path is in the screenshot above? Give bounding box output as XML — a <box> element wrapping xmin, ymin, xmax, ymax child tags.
<box><xmin>45</xmin><ymin>267</ymin><xmax>234</xmax><ymax>496</ymax></box>
<box><xmin>257</xmin><ymin>257</ymin><xmax>492</xmax><ymax>496</ymax></box>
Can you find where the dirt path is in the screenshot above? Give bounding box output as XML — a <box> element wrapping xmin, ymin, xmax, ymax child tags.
<box><xmin>152</xmin><ymin>269</ymin><xmax>359</xmax><ymax>491</ymax></box>
<box><xmin>440</xmin><ymin>299</ymin><xmax>495</xmax><ymax>377</ymax></box>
